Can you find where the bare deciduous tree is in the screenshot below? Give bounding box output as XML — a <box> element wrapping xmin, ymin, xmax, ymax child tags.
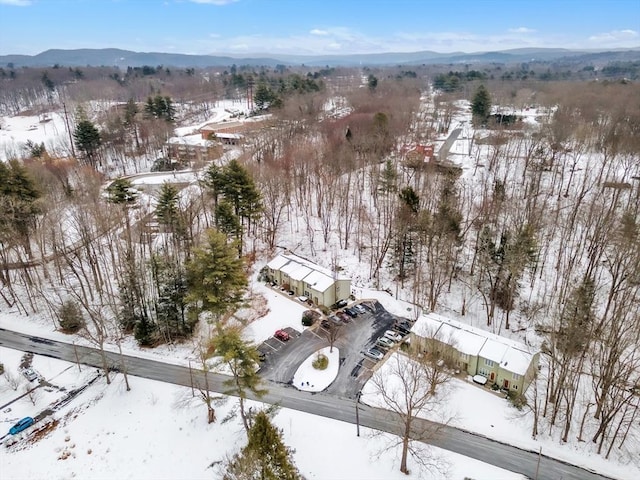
<box><xmin>369</xmin><ymin>352</ymin><xmax>451</xmax><ymax>475</ymax></box>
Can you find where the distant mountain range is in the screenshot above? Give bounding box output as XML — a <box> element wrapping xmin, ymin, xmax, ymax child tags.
<box><xmin>1</xmin><ymin>47</ymin><xmax>639</xmax><ymax>68</ymax></box>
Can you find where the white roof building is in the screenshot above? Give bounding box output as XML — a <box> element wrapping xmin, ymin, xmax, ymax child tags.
<box><xmin>411</xmin><ymin>312</ymin><xmax>539</xmax><ymax>391</ymax></box>
<box><xmin>265</xmin><ymin>252</ymin><xmax>351</xmax><ymax>307</ymax></box>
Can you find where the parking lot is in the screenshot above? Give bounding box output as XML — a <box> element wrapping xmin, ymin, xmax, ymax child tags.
<box><xmin>258</xmin><ymin>301</ymin><xmax>409</xmax><ymax>399</ymax></box>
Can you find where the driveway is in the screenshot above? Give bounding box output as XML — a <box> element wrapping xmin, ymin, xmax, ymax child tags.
<box><xmin>258</xmin><ymin>301</ymin><xmax>408</xmax><ymax>399</ymax></box>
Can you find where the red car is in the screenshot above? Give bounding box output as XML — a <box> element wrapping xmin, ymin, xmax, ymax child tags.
<box><xmin>274</xmin><ymin>329</ymin><xmax>290</xmax><ymax>341</ymax></box>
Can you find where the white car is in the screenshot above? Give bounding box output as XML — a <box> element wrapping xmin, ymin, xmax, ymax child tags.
<box><xmin>375</xmin><ymin>337</ymin><xmax>395</xmax><ymax>350</ymax></box>
<box><xmin>354</xmin><ymin>304</ymin><xmax>367</xmax><ymax>314</ymax></box>
<box><xmin>23</xmin><ymin>367</ymin><xmax>38</xmax><ymax>382</ymax></box>
<box><xmin>364</xmin><ymin>348</ymin><xmax>384</xmax><ymax>361</ymax></box>
<box><xmin>383</xmin><ymin>330</ymin><xmax>404</xmax><ymax>342</ymax></box>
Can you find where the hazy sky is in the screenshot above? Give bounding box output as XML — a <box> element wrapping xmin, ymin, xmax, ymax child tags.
<box><xmin>1</xmin><ymin>0</ymin><xmax>638</xmax><ymax>56</ymax></box>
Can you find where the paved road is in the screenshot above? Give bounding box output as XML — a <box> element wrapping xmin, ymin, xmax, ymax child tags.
<box><xmin>437</xmin><ymin>127</ymin><xmax>462</xmax><ymax>163</ymax></box>
<box><xmin>0</xmin><ymin>328</ymin><xmax>617</xmax><ymax>480</ymax></box>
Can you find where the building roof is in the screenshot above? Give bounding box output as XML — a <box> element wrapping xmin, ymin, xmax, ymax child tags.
<box><xmin>500</xmin><ymin>346</ymin><xmax>533</xmax><ymax>376</ymax></box>
<box><xmin>266</xmin><ymin>252</ymin><xmax>350</xmax><ymax>294</ymax></box>
<box><xmin>302</xmin><ymin>270</ymin><xmax>334</xmax><ymax>293</ymax></box>
<box><xmin>267</xmin><ymin>255</ymin><xmax>290</xmax><ymax>270</ymax></box>
<box><xmin>479</xmin><ymin>338</ymin><xmax>510</xmax><ymax>363</ymax></box>
<box><xmin>280</xmin><ymin>261</ymin><xmax>303</xmax><ymax>276</ymax></box>
<box><xmin>288</xmin><ymin>264</ymin><xmax>313</xmax><ymax>281</ymax></box>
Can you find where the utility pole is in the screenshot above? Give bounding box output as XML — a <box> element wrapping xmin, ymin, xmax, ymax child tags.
<box><xmin>73</xmin><ymin>342</ymin><xmax>81</xmax><ymax>372</ymax></box>
<box><xmin>188</xmin><ymin>359</ymin><xmax>195</xmax><ymax>397</ymax></box>
<box><xmin>535</xmin><ymin>446</ymin><xmax>541</xmax><ymax>480</ymax></box>
<box><xmin>355</xmin><ymin>391</ymin><xmax>361</xmax><ymax>437</ymax></box>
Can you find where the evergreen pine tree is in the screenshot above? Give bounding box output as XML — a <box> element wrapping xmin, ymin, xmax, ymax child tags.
<box><xmin>155</xmin><ymin>183</ymin><xmax>183</xmax><ymax>235</ymax></box>
<box><xmin>207</xmin><ymin>160</ymin><xmax>262</xmax><ymax>256</ymax></box>
<box><xmin>73</xmin><ymin>118</ymin><xmax>102</xmax><ymax>167</ymax></box>
<box><xmin>367</xmin><ymin>74</ymin><xmax>378</xmax><ymax>91</ymax></box>
<box><xmin>123</xmin><ymin>98</ymin><xmax>140</xmax><ymax>150</ymax></box>
<box><xmin>254</xmin><ymin>82</ymin><xmax>273</xmax><ymax>111</ymax></box>
<box><xmin>156</xmin><ymin>266</ymin><xmax>190</xmax><ymax>341</ymax></box>
<box><xmin>0</xmin><ymin>160</ymin><xmax>42</xmax><ymax>255</ymax></box>
<box><xmin>185</xmin><ymin>229</ymin><xmax>247</xmax><ymax>320</ymax></box>
<box><xmin>58</xmin><ymin>300</ymin><xmax>85</xmax><ymax>333</ymax></box>
<box><xmin>379</xmin><ymin>160</ymin><xmax>397</xmax><ymax>195</ymax></box>
<box><xmin>215</xmin><ymin>200</ymin><xmax>241</xmax><ymax>238</ymax></box>
<box><xmin>106</xmin><ymin>178</ymin><xmax>138</xmax><ymax>205</ymax></box>
<box><xmin>223</xmin><ymin>411</ymin><xmax>302</xmax><ymax>480</ymax></box>
<box><xmin>211</xmin><ymin>324</ymin><xmax>267</xmax><ymax>432</ymax></box>
<box><xmin>471</xmin><ymin>84</ymin><xmax>492</xmax><ymax>125</ymax></box>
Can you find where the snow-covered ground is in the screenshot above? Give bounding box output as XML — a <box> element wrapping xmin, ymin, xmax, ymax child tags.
<box><xmin>0</xmin><ymin>111</ymin><xmax>70</xmax><ymax>161</ymax></box>
<box><xmin>2</xmin><ymin>279</ymin><xmax>638</xmax><ymax>479</ymax></box>
<box><xmin>361</xmin><ymin>352</ymin><xmax>640</xmax><ymax>480</ymax></box>
<box><xmin>1</xmin><ymin>345</ymin><xmax>527</xmax><ymax>480</ymax></box>
<box><xmin>1</xmin><ymin>93</ymin><xmax>638</xmax><ymax>479</ymax></box>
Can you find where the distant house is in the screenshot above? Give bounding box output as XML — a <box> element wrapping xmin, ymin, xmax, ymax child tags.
<box><xmin>410</xmin><ymin>312</ymin><xmax>539</xmax><ymax>393</ymax></box>
<box><xmin>166</xmin><ymin>134</ymin><xmax>222</xmax><ymax>164</ymax></box>
<box><xmin>199</xmin><ymin>121</ymin><xmax>251</xmax><ymax>145</ymax></box>
<box><xmin>265</xmin><ymin>253</ymin><xmax>351</xmax><ymax>309</ymax></box>
<box><xmin>403</xmin><ymin>144</ymin><xmax>435</xmax><ymax>163</ymax></box>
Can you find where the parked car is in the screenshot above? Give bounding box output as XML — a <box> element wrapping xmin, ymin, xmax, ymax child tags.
<box><xmin>354</xmin><ymin>304</ymin><xmax>367</xmax><ymax>314</ymax></box>
<box><xmin>336</xmin><ymin>311</ymin><xmax>351</xmax><ymax>323</ymax></box>
<box><xmin>22</xmin><ymin>367</ymin><xmax>38</xmax><ymax>382</ymax></box>
<box><xmin>335</xmin><ymin>299</ymin><xmax>348</xmax><ymax>309</ymax></box>
<box><xmin>376</xmin><ymin>337</ymin><xmax>395</xmax><ymax>350</ymax></box>
<box><xmin>296</xmin><ymin>296</ymin><xmax>308</xmax><ymax>303</ymax></box>
<box><xmin>321</xmin><ymin>319</ymin><xmax>332</xmax><ymax>329</ymax></box>
<box><xmin>473</xmin><ymin>374</ymin><xmax>488</xmax><ymax>385</ymax></box>
<box><xmin>393</xmin><ymin>321</ymin><xmax>412</xmax><ymax>335</ymax></box>
<box><xmin>258</xmin><ymin>352</ymin><xmax>267</xmax><ymax>362</ymax></box>
<box><xmin>383</xmin><ymin>330</ymin><xmax>404</xmax><ymax>342</ymax></box>
<box><xmin>9</xmin><ymin>417</ymin><xmax>34</xmax><ymax>435</ymax></box>
<box><xmin>364</xmin><ymin>348</ymin><xmax>385</xmax><ymax>361</ymax></box>
<box><xmin>328</xmin><ymin>315</ymin><xmax>342</xmax><ymax>325</ymax></box>
<box><xmin>344</xmin><ymin>307</ymin><xmax>358</xmax><ymax>318</ymax></box>
<box><xmin>274</xmin><ymin>329</ymin><xmax>290</xmax><ymax>341</ymax></box>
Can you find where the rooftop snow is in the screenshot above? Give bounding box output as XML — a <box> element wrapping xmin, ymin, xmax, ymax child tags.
<box><xmin>478</xmin><ymin>338</ymin><xmax>510</xmax><ymax>363</ymax></box>
<box><xmin>289</xmin><ymin>264</ymin><xmax>313</xmax><ymax>282</ymax></box>
<box><xmin>302</xmin><ymin>270</ymin><xmax>334</xmax><ymax>293</ymax></box>
<box><xmin>267</xmin><ymin>254</ymin><xmax>291</xmax><ymax>270</ymax></box>
<box><xmin>500</xmin><ymin>346</ymin><xmax>533</xmax><ymax>376</ymax></box>
<box><xmin>412</xmin><ymin>312</ymin><xmax>535</xmax><ymax>369</ymax></box>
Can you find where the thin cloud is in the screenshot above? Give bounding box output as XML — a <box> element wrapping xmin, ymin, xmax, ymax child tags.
<box><xmin>0</xmin><ymin>0</ymin><xmax>32</xmax><ymax>5</ymax></box>
<box><xmin>310</xmin><ymin>29</ymin><xmax>329</xmax><ymax>36</ymax></box>
<box><xmin>589</xmin><ymin>29</ymin><xmax>639</xmax><ymax>43</ymax></box>
<box><xmin>508</xmin><ymin>27</ymin><xmax>536</xmax><ymax>34</ymax></box>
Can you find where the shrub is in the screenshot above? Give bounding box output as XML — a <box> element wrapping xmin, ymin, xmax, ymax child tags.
<box><xmin>302</xmin><ymin>310</ymin><xmax>320</xmax><ymax>326</ymax></box>
<box><xmin>311</xmin><ymin>353</ymin><xmax>328</xmax><ymax>370</ymax></box>
<box><xmin>58</xmin><ymin>300</ymin><xmax>85</xmax><ymax>333</ymax></box>
<box><xmin>0</xmin><ymin>363</ymin><xmax>4</xmax><ymax>375</ymax></box>
<box><xmin>319</xmin><ymin>305</ymin><xmax>329</xmax><ymax>315</ymax></box>
<box><xmin>507</xmin><ymin>390</ymin><xmax>527</xmax><ymax>410</ymax></box>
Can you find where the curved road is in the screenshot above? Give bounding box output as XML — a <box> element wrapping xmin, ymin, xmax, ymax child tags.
<box><xmin>0</xmin><ymin>329</ymin><xmax>617</xmax><ymax>480</ymax></box>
